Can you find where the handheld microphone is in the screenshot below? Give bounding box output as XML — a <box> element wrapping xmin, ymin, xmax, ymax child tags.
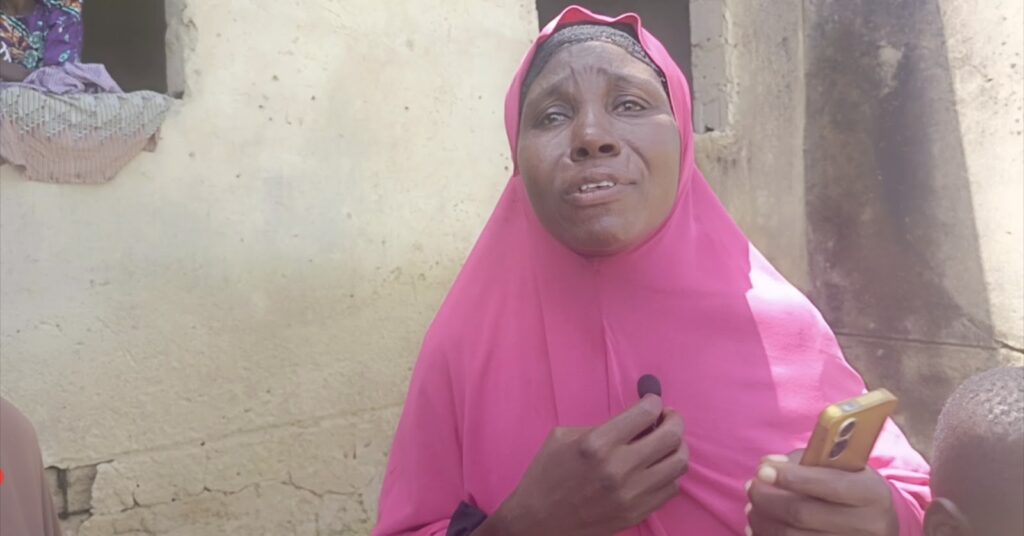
<box><xmin>636</xmin><ymin>374</ymin><xmax>663</xmax><ymax>439</ymax></box>
<box><xmin>637</xmin><ymin>374</ymin><xmax>662</xmax><ymax>398</ymax></box>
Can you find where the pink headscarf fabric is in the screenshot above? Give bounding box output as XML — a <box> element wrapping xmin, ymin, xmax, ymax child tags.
<box><xmin>373</xmin><ymin>6</ymin><xmax>930</xmax><ymax>535</ymax></box>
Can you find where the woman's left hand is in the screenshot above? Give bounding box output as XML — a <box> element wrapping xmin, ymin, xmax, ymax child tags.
<box><xmin>745</xmin><ymin>451</ymin><xmax>899</xmax><ymax>536</ymax></box>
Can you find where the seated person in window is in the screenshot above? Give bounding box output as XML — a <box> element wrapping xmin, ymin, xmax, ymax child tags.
<box><xmin>0</xmin><ymin>0</ymin><xmax>83</xmax><ymax>82</ymax></box>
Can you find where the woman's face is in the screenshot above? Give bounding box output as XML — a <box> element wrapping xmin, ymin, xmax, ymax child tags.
<box><xmin>517</xmin><ymin>41</ymin><xmax>681</xmax><ymax>256</ymax></box>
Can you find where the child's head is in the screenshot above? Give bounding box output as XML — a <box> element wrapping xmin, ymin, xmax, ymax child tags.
<box><xmin>925</xmin><ymin>366</ymin><xmax>1023</xmax><ymax>536</ymax></box>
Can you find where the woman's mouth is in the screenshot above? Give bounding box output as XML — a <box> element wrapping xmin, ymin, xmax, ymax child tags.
<box><xmin>567</xmin><ymin>179</ymin><xmax>629</xmax><ymax>206</ymax></box>
<box><xmin>578</xmin><ymin>180</ymin><xmax>616</xmax><ymax>193</ymax></box>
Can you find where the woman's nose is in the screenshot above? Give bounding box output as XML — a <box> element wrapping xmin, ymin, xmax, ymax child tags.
<box><xmin>570</xmin><ymin>112</ymin><xmax>621</xmax><ymax>161</ymax></box>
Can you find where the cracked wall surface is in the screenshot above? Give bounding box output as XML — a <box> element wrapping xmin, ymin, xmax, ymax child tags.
<box><xmin>66</xmin><ymin>407</ymin><xmax>399</xmax><ymax>535</ymax></box>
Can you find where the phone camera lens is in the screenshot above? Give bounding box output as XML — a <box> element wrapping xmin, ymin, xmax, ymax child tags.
<box><xmin>838</xmin><ymin>418</ymin><xmax>857</xmax><ymax>439</ymax></box>
<box><xmin>829</xmin><ymin>438</ymin><xmax>850</xmax><ymax>460</ymax></box>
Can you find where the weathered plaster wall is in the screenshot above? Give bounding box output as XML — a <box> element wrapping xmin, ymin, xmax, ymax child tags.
<box><xmin>694</xmin><ymin>0</ymin><xmax>810</xmax><ymax>290</ymax></box>
<box><xmin>803</xmin><ymin>0</ymin><xmax>1023</xmax><ymax>452</ymax></box>
<box><xmin>1</xmin><ymin>1</ymin><xmax>537</xmax><ymax>533</ymax></box>
<box><xmin>939</xmin><ymin>0</ymin><xmax>1024</xmax><ymax>352</ymax></box>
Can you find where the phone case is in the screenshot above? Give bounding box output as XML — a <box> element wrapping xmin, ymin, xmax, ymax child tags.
<box><xmin>800</xmin><ymin>388</ymin><xmax>898</xmax><ymax>471</ymax></box>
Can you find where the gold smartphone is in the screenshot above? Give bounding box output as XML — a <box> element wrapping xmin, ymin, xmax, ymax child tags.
<box><xmin>800</xmin><ymin>388</ymin><xmax>898</xmax><ymax>471</ymax></box>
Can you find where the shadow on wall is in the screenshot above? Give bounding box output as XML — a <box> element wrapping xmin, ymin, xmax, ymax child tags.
<box><xmin>82</xmin><ymin>0</ymin><xmax>168</xmax><ymax>93</ymax></box>
<box><xmin>803</xmin><ymin>0</ymin><xmax>1003</xmax><ymax>455</ymax></box>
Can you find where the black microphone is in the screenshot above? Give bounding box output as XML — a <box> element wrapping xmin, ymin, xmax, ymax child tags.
<box><xmin>636</xmin><ymin>374</ymin><xmax>663</xmax><ymax>439</ymax></box>
<box><xmin>637</xmin><ymin>374</ymin><xmax>662</xmax><ymax>398</ymax></box>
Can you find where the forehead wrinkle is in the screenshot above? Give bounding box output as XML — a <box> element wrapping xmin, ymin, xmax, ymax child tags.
<box><xmin>528</xmin><ymin>62</ymin><xmax>657</xmax><ymax>107</ymax></box>
<box><xmin>528</xmin><ymin>49</ymin><xmax>663</xmax><ymax>101</ymax></box>
<box><xmin>524</xmin><ymin>68</ymin><xmax>581</xmax><ymax>107</ymax></box>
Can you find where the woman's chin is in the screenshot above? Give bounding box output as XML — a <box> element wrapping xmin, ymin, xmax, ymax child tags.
<box><xmin>560</xmin><ymin>225</ymin><xmax>644</xmax><ymax>257</ymax></box>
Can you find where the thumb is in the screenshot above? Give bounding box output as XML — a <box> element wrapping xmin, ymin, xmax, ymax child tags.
<box><xmin>754</xmin><ymin>450</ymin><xmax>804</xmax><ymax>486</ymax></box>
<box><xmin>551</xmin><ymin>426</ymin><xmax>590</xmax><ymax>442</ymax></box>
<box><xmin>758</xmin><ymin>449</ymin><xmax>803</xmax><ymax>466</ymax></box>
<box><xmin>593</xmin><ymin>394</ymin><xmax>664</xmax><ymax>446</ymax></box>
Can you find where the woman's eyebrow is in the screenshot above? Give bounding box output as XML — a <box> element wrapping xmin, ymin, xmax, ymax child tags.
<box><xmin>522</xmin><ymin>83</ymin><xmax>575</xmax><ymax>121</ymax></box>
<box><xmin>526</xmin><ymin>67</ymin><xmax>661</xmax><ymax>107</ymax></box>
<box><xmin>526</xmin><ymin>73</ymin><xmax>575</xmax><ymax>105</ymax></box>
<box><xmin>608</xmin><ymin>71</ymin><xmax>664</xmax><ymax>93</ymax></box>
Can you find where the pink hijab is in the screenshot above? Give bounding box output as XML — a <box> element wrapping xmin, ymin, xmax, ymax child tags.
<box><xmin>374</xmin><ymin>7</ymin><xmax>930</xmax><ymax>535</ymax></box>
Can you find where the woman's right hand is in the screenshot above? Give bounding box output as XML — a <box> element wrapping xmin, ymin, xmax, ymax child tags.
<box><xmin>479</xmin><ymin>395</ymin><xmax>689</xmax><ymax>536</ymax></box>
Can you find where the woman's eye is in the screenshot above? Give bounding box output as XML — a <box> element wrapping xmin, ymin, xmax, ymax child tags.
<box><xmin>540</xmin><ymin>111</ymin><xmax>568</xmax><ymax>126</ymax></box>
<box><xmin>616</xmin><ymin>99</ymin><xmax>646</xmax><ymax>112</ymax></box>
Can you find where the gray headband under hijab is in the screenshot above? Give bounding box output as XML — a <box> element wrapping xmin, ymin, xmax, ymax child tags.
<box><xmin>520</xmin><ymin>23</ymin><xmax>669</xmax><ymax>111</ymax></box>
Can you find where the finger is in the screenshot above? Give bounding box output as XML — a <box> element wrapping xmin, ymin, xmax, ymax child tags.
<box><xmin>747</xmin><ymin>478</ymin><xmax>861</xmax><ymax>531</ymax></box>
<box><xmin>755</xmin><ymin>455</ymin><xmax>885</xmax><ymax>506</ymax></box>
<box><xmin>637</xmin><ymin>440</ymin><xmax>689</xmax><ymax>490</ymax></box>
<box><xmin>628</xmin><ymin>409</ymin><xmax>685</xmax><ymax>469</ymax></box>
<box><xmin>592</xmin><ymin>394</ymin><xmax>664</xmax><ymax>446</ymax></box>
<box><xmin>550</xmin><ymin>426</ymin><xmax>589</xmax><ymax>442</ymax></box>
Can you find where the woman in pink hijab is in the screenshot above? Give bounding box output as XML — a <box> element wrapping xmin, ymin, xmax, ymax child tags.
<box><xmin>374</xmin><ymin>7</ymin><xmax>930</xmax><ymax>536</ymax></box>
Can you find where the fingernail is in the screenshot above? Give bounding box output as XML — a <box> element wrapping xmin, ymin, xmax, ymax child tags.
<box><xmin>756</xmin><ymin>464</ymin><xmax>778</xmax><ymax>485</ymax></box>
<box><xmin>744</xmin><ymin>502</ymin><xmax>752</xmax><ymax>515</ymax></box>
<box><xmin>745</xmin><ymin>526</ymin><xmax>753</xmax><ymax>536</ymax></box>
<box><xmin>744</xmin><ymin>479</ymin><xmax>752</xmax><ymax>493</ymax></box>
<box><xmin>763</xmin><ymin>454</ymin><xmax>789</xmax><ymax>463</ymax></box>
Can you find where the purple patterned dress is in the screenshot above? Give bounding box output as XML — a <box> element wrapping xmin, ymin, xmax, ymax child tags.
<box><xmin>0</xmin><ymin>0</ymin><xmax>83</xmax><ymax>70</ymax></box>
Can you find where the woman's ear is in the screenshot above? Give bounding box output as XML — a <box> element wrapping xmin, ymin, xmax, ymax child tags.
<box><xmin>923</xmin><ymin>497</ymin><xmax>972</xmax><ymax>536</ymax></box>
